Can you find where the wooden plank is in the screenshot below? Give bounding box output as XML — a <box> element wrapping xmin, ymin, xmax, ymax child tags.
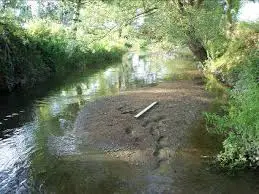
<box><xmin>134</xmin><ymin>101</ymin><xmax>158</xmax><ymax>118</ymax></box>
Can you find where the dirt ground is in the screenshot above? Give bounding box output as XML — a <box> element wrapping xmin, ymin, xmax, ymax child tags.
<box><xmin>74</xmin><ymin>73</ymin><xmax>215</xmax><ymax>171</ymax></box>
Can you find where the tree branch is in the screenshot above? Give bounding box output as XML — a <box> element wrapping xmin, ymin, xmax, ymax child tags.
<box><xmin>88</xmin><ymin>7</ymin><xmax>158</xmax><ymax>44</ymax></box>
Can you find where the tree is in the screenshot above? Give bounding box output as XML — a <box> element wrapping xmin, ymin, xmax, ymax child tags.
<box><xmin>224</xmin><ymin>0</ymin><xmax>241</xmax><ymax>35</ymax></box>
<box><xmin>1</xmin><ymin>0</ymin><xmax>245</xmax><ymax>62</ymax></box>
<box><xmin>172</xmin><ymin>0</ymin><xmax>209</xmax><ymax>62</ymax></box>
<box><xmin>100</xmin><ymin>0</ymin><xmax>226</xmax><ymax>62</ymax></box>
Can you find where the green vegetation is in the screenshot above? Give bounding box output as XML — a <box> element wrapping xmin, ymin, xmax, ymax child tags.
<box><xmin>0</xmin><ymin>1</ymin><xmax>127</xmax><ymax>92</ymax></box>
<box><xmin>0</xmin><ymin>17</ymin><xmax>124</xmax><ymax>91</ymax></box>
<box><xmin>205</xmin><ymin>23</ymin><xmax>259</xmax><ymax>169</ymax></box>
<box><xmin>0</xmin><ymin>0</ymin><xmax>258</xmax><ymax>169</ymax></box>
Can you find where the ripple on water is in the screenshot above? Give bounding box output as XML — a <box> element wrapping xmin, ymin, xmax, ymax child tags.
<box><xmin>0</xmin><ymin>122</ymin><xmax>36</xmax><ymax>193</ymax></box>
<box><xmin>48</xmin><ymin>134</ymin><xmax>80</xmax><ymax>156</ymax></box>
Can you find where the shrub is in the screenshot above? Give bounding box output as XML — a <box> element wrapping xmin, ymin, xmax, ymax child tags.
<box><xmin>205</xmin><ymin>22</ymin><xmax>259</xmax><ymax>169</ymax></box>
<box><xmin>0</xmin><ymin>18</ymin><xmax>125</xmax><ymax>91</ymax></box>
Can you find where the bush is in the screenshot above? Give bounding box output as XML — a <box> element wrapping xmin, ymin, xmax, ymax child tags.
<box><xmin>205</xmin><ymin>22</ymin><xmax>259</xmax><ymax>169</ymax></box>
<box><xmin>0</xmin><ymin>18</ymin><xmax>125</xmax><ymax>91</ymax></box>
<box><xmin>0</xmin><ymin>18</ymin><xmax>51</xmax><ymax>90</ymax></box>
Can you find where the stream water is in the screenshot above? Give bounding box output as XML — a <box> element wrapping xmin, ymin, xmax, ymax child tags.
<box><xmin>0</xmin><ymin>51</ymin><xmax>258</xmax><ymax>193</ymax></box>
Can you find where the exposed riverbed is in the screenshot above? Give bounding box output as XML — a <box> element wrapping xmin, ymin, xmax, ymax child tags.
<box><xmin>0</xmin><ymin>51</ymin><xmax>258</xmax><ymax>193</ymax></box>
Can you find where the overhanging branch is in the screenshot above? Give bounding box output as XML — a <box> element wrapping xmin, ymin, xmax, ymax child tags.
<box><xmin>88</xmin><ymin>7</ymin><xmax>158</xmax><ymax>44</ymax></box>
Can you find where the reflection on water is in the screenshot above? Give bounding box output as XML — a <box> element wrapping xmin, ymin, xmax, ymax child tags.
<box><xmin>0</xmin><ymin>51</ymin><xmax>258</xmax><ymax>193</ymax></box>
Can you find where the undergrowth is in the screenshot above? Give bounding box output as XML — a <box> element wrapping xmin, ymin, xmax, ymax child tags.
<box><xmin>0</xmin><ymin>17</ymin><xmax>125</xmax><ymax>91</ymax></box>
<box><xmin>205</xmin><ymin>22</ymin><xmax>259</xmax><ymax>169</ymax></box>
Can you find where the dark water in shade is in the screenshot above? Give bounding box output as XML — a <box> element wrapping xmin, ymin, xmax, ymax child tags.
<box><xmin>0</xmin><ymin>51</ymin><xmax>258</xmax><ymax>193</ymax></box>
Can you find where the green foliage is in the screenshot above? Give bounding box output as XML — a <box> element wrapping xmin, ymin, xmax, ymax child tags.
<box><xmin>0</xmin><ymin>17</ymin><xmax>50</xmax><ymax>90</ymax></box>
<box><xmin>134</xmin><ymin>0</ymin><xmax>228</xmax><ymax>62</ymax></box>
<box><xmin>206</xmin><ymin>22</ymin><xmax>259</xmax><ymax>85</ymax></box>
<box><xmin>205</xmin><ymin>22</ymin><xmax>259</xmax><ymax>169</ymax></box>
<box><xmin>0</xmin><ymin>17</ymin><xmax>124</xmax><ymax>91</ymax></box>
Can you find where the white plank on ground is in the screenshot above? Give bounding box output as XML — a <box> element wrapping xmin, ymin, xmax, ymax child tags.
<box><xmin>134</xmin><ymin>101</ymin><xmax>158</xmax><ymax>118</ymax></box>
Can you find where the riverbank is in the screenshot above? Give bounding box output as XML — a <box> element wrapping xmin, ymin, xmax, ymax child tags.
<box><xmin>205</xmin><ymin>22</ymin><xmax>259</xmax><ymax>169</ymax></box>
<box><xmin>0</xmin><ymin>19</ymin><xmax>125</xmax><ymax>92</ymax></box>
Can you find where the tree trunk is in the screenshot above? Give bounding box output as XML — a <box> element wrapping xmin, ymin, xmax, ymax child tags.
<box><xmin>226</xmin><ymin>0</ymin><xmax>233</xmax><ymax>24</ymax></box>
<box><xmin>225</xmin><ymin>0</ymin><xmax>236</xmax><ymax>37</ymax></box>
<box><xmin>174</xmin><ymin>0</ymin><xmax>208</xmax><ymax>62</ymax></box>
<box><xmin>73</xmin><ymin>0</ymin><xmax>82</xmax><ymax>32</ymax></box>
<box><xmin>188</xmin><ymin>39</ymin><xmax>208</xmax><ymax>62</ymax></box>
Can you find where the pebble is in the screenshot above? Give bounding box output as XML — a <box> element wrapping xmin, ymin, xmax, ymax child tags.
<box><xmin>19</xmin><ymin>110</ymin><xmax>25</xmax><ymax>113</ymax></box>
<box><xmin>0</xmin><ymin>122</ymin><xmax>2</xmax><ymax>125</ymax></box>
<box><xmin>3</xmin><ymin>119</ymin><xmax>8</xmax><ymax>121</ymax></box>
<box><xmin>5</xmin><ymin>115</ymin><xmax>12</xmax><ymax>118</ymax></box>
<box><xmin>12</xmin><ymin>113</ymin><xmax>19</xmax><ymax>116</ymax></box>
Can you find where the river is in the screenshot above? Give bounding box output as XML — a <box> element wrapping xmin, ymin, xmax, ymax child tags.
<box><xmin>0</xmin><ymin>50</ymin><xmax>258</xmax><ymax>193</ymax></box>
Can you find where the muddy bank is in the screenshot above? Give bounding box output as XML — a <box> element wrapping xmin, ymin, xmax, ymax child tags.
<box><xmin>71</xmin><ymin>75</ymin><xmax>259</xmax><ymax>193</ymax></box>
<box><xmin>74</xmin><ymin>76</ymin><xmax>214</xmax><ymax>169</ymax></box>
